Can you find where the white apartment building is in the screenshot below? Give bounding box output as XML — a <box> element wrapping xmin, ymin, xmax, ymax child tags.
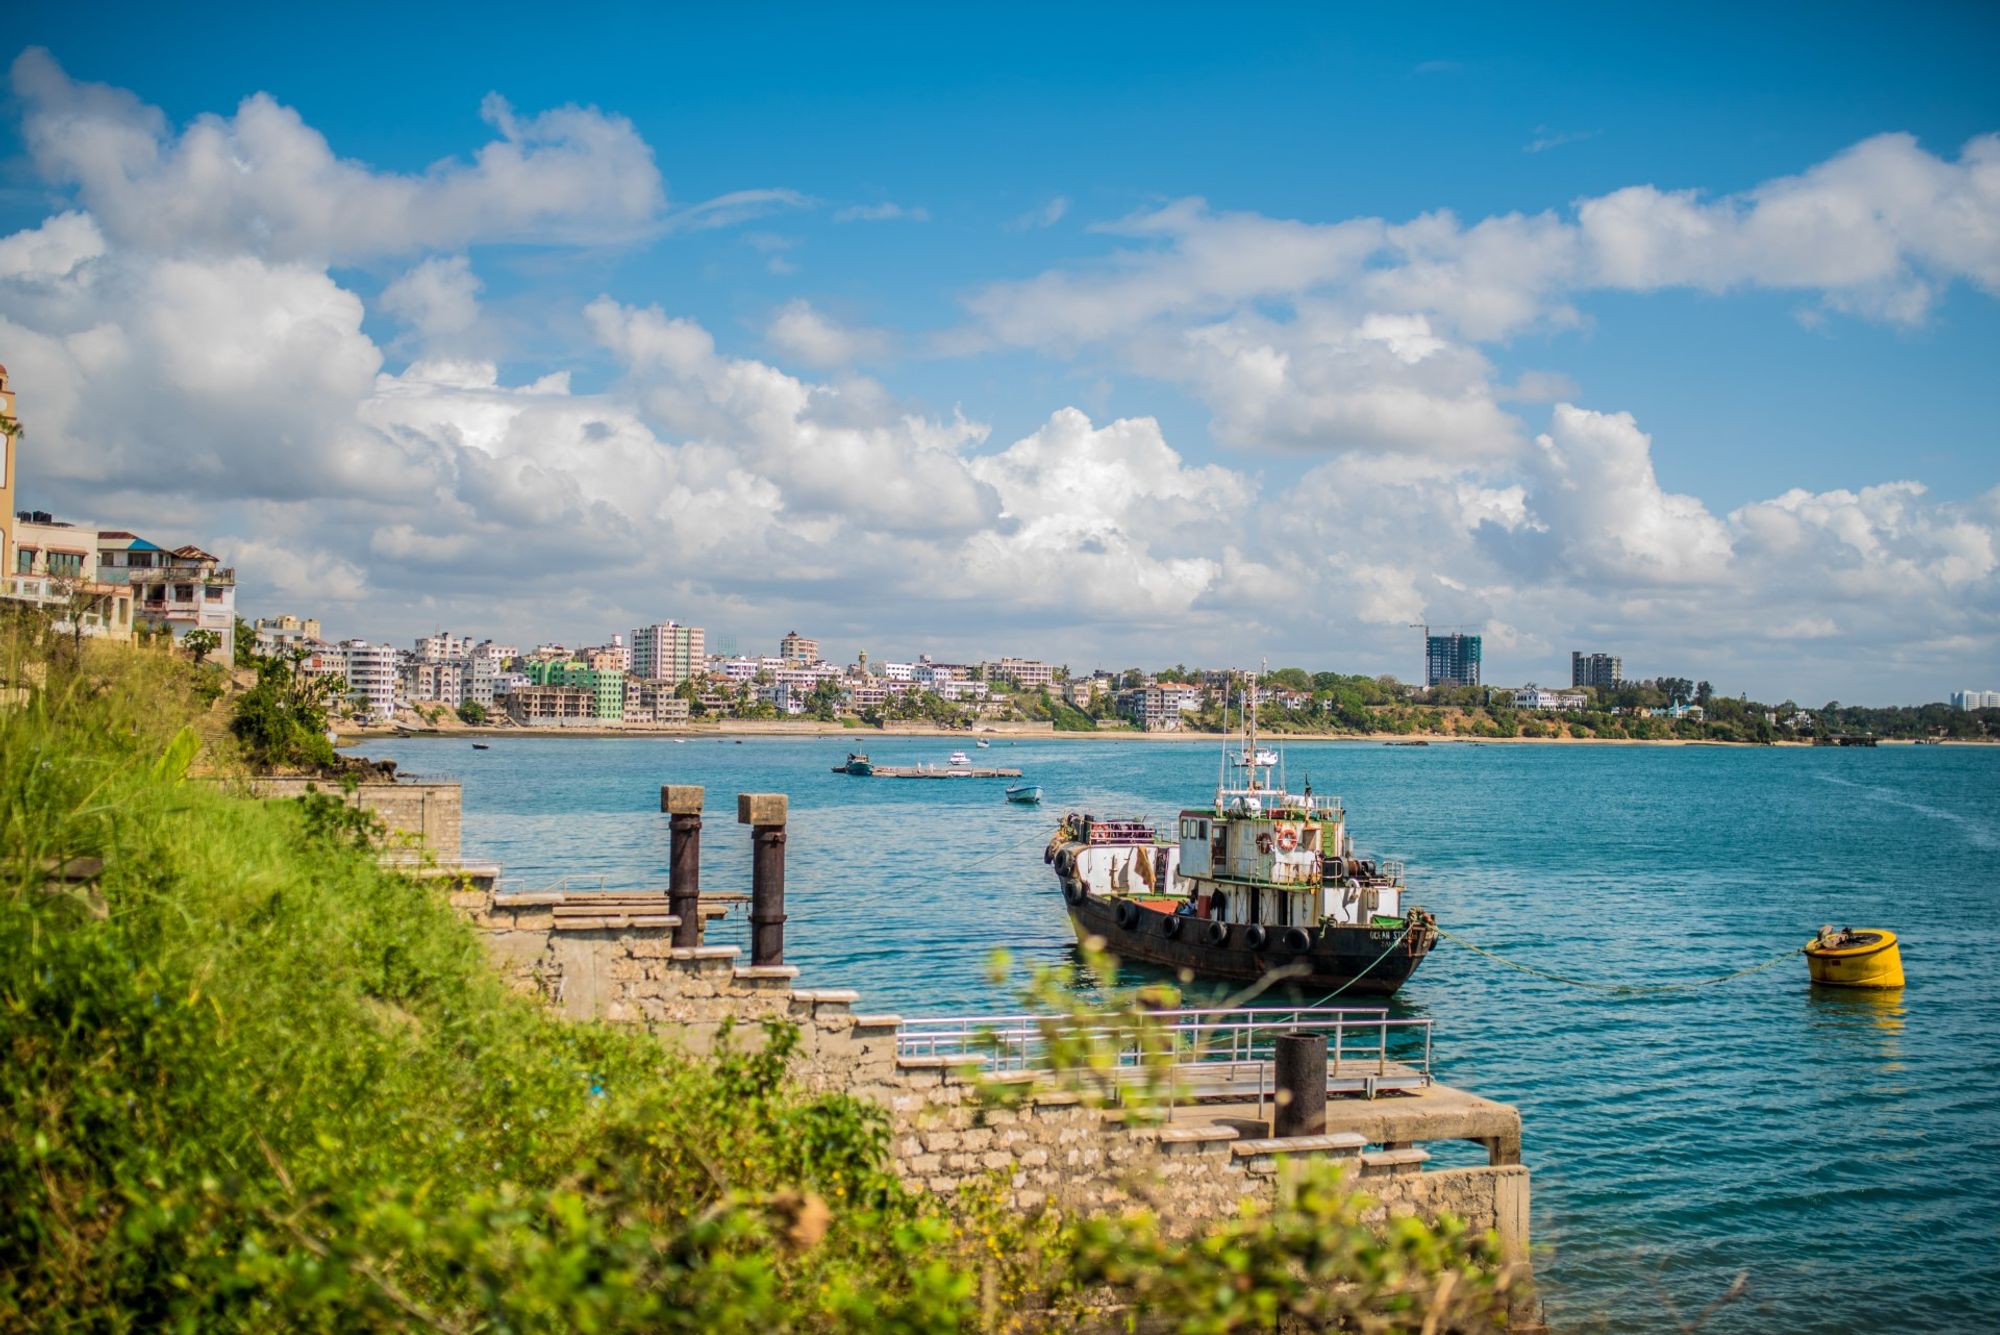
<box><xmin>1951</xmin><ymin>689</ymin><xmax>2000</xmax><ymax>711</ymax></box>
<box><xmin>415</xmin><ymin>631</ymin><xmax>471</xmax><ymax>661</ymax></box>
<box><xmin>880</xmin><ymin>661</ymin><xmax>915</xmax><ymax>682</ymax></box>
<box><xmin>1516</xmin><ymin>685</ymin><xmax>1588</xmax><ymax>712</ymax></box>
<box><xmin>991</xmin><ymin>657</ymin><xmax>1055</xmax><ymax>690</ymax></box>
<box><xmin>631</xmin><ymin>621</ymin><xmax>705</xmax><ymax>683</ymax></box>
<box><xmin>4</xmin><ymin>515</ymin><xmax>134</xmax><ymax>644</ymax></box>
<box><xmin>340</xmin><ymin>641</ymin><xmax>400</xmax><ymax>719</ymax></box>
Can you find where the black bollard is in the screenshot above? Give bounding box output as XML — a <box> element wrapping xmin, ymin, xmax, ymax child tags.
<box><xmin>1273</xmin><ymin>1031</ymin><xmax>1328</xmax><ymax>1138</ymax></box>
<box><xmin>661</xmin><ymin>784</ymin><xmax>703</xmax><ymax>948</ymax></box>
<box><xmin>739</xmin><ymin>792</ymin><xmax>788</xmax><ymax>966</ymax></box>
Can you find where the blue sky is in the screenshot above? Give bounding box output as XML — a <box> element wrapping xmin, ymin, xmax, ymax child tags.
<box><xmin>1</xmin><ymin>5</ymin><xmax>1996</xmax><ymax>699</ymax></box>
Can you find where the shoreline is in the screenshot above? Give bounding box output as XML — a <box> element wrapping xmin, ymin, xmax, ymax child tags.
<box><xmin>335</xmin><ymin>722</ymin><xmax>1990</xmax><ymax>747</ymax></box>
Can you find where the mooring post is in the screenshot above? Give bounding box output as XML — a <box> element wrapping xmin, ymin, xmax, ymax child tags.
<box><xmin>1273</xmin><ymin>1031</ymin><xmax>1328</xmax><ymax>1138</ymax></box>
<box><xmin>739</xmin><ymin>792</ymin><xmax>788</xmax><ymax>966</ymax></box>
<box><xmin>661</xmin><ymin>784</ymin><xmax>704</xmax><ymax>948</ymax></box>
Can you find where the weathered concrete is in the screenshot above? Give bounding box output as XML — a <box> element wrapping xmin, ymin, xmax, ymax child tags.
<box><xmin>245</xmin><ymin>776</ymin><xmax>462</xmax><ymax>863</ymax></box>
<box><xmin>444</xmin><ymin>881</ymin><xmax>1534</xmax><ymax>1314</ymax></box>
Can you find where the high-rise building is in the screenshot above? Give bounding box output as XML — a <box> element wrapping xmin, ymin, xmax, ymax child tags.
<box><xmin>779</xmin><ymin>630</ymin><xmax>820</xmax><ymax>664</ymax></box>
<box><xmin>630</xmin><ymin>621</ymin><xmax>705</xmax><ymax>683</ymax></box>
<box><xmin>1425</xmin><ymin>633</ymin><xmax>1481</xmax><ymax>688</ymax></box>
<box><xmin>1571</xmin><ymin>652</ymin><xmax>1622</xmax><ymax>690</ymax></box>
<box><xmin>1952</xmin><ymin>689</ymin><xmax>2000</xmax><ymax>711</ymax></box>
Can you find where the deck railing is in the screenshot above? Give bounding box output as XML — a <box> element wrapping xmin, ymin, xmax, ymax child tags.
<box><xmin>895</xmin><ymin>1004</ymin><xmax>1434</xmax><ymax>1101</ymax></box>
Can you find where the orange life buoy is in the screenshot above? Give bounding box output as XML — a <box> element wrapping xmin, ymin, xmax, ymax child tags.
<box><xmin>1275</xmin><ymin>825</ymin><xmax>1298</xmax><ymax>853</ymax></box>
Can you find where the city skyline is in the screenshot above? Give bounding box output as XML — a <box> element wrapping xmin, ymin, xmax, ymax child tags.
<box><xmin>2</xmin><ymin>8</ymin><xmax>1996</xmax><ymax>702</ymax></box>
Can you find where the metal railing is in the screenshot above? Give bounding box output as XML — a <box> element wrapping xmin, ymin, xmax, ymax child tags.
<box><xmin>895</xmin><ymin>1005</ymin><xmax>1434</xmax><ymax>1097</ymax></box>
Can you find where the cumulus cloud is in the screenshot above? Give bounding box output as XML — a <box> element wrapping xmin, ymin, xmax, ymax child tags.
<box><xmin>11</xmin><ymin>47</ymin><xmax>665</xmax><ymax>261</ymax></box>
<box><xmin>764</xmin><ymin>299</ymin><xmax>891</xmax><ymax>368</ymax></box>
<box><xmin>0</xmin><ymin>54</ymin><xmax>1990</xmax><ymax>697</ymax></box>
<box><xmin>379</xmin><ymin>255</ymin><xmax>482</xmax><ymax>338</ymax></box>
<box><xmin>1530</xmin><ymin>404</ymin><xmax>1734</xmax><ymax>584</ymax></box>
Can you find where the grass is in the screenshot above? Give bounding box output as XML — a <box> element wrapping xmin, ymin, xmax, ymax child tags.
<box><xmin>0</xmin><ymin>635</ymin><xmax>1513</xmax><ymax>1332</ymax></box>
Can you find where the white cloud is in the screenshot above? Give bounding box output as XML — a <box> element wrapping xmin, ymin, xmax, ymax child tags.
<box><xmin>1008</xmin><ymin>195</ymin><xmax>1070</xmax><ymax>230</ymax></box>
<box><xmin>11</xmin><ymin>47</ymin><xmax>665</xmax><ymax>261</ymax></box>
<box><xmin>379</xmin><ymin>255</ymin><xmax>482</xmax><ymax>338</ymax></box>
<box><xmin>832</xmin><ymin>201</ymin><xmax>929</xmax><ymax>223</ymax></box>
<box><xmin>764</xmin><ymin>298</ymin><xmax>891</xmax><ymax>368</ymax></box>
<box><xmin>1531</xmin><ymin>404</ymin><xmax>1734</xmax><ymax>584</ymax></box>
<box><xmin>0</xmin><ymin>55</ymin><xmax>1990</xmax><ymax>698</ymax></box>
<box><xmin>666</xmin><ymin>188</ymin><xmax>814</xmax><ymax>233</ymax></box>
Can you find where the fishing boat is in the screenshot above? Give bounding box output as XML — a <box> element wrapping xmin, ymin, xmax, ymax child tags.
<box><xmin>976</xmin><ymin>738</ymin><xmax>991</xmax><ymax>749</ymax></box>
<box><xmin>1006</xmin><ymin>784</ymin><xmax>1043</xmax><ymax>804</ymax></box>
<box><xmin>471</xmin><ymin>742</ymin><xmax>491</xmax><ymax>750</ymax></box>
<box><xmin>1044</xmin><ymin>673</ymin><xmax>1436</xmax><ymax>996</ymax></box>
<box><xmin>832</xmin><ymin>752</ymin><xmax>874</xmax><ymax>776</ymax></box>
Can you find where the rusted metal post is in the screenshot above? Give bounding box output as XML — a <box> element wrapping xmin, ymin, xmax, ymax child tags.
<box><xmin>739</xmin><ymin>792</ymin><xmax>788</xmax><ymax>966</ymax></box>
<box><xmin>661</xmin><ymin>784</ymin><xmax>704</xmax><ymax>948</ymax></box>
<box><xmin>1273</xmin><ymin>1031</ymin><xmax>1327</xmax><ymax>1138</ymax></box>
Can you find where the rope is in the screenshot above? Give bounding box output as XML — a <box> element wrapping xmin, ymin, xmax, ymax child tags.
<box><xmin>1433</xmin><ymin>924</ymin><xmax>1805</xmax><ymax>996</ymax></box>
<box><xmin>957</xmin><ymin>821</ymin><xmax>1072</xmax><ymax>872</ymax></box>
<box><xmin>1300</xmin><ymin>925</ymin><xmax>1414</xmax><ymax>1006</ymax></box>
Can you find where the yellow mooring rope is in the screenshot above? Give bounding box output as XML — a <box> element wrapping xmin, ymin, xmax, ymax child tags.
<box><xmin>1432</xmin><ymin>924</ymin><xmax>1806</xmax><ymax>996</ymax></box>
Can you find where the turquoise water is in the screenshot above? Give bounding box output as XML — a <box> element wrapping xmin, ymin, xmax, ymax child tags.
<box><xmin>359</xmin><ymin>734</ymin><xmax>2000</xmax><ymax>1333</ymax></box>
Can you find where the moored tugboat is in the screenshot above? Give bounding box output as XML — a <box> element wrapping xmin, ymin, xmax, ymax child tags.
<box><xmin>1044</xmin><ymin>674</ymin><xmax>1436</xmax><ymax>996</ymax></box>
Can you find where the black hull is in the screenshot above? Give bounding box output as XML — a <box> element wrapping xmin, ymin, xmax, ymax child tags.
<box><xmin>1065</xmin><ymin>893</ymin><xmax>1433</xmax><ymax>997</ymax></box>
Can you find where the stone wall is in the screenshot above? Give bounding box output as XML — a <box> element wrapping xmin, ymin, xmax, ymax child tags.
<box><xmin>246</xmin><ymin>777</ymin><xmax>462</xmax><ymax>863</ymax></box>
<box><xmin>453</xmin><ymin>885</ymin><xmax>1530</xmax><ymax>1273</ymax></box>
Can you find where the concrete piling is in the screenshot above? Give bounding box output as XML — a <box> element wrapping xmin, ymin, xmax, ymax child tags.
<box><xmin>1273</xmin><ymin>1031</ymin><xmax>1328</xmax><ymax>1138</ymax></box>
<box><xmin>661</xmin><ymin>784</ymin><xmax>704</xmax><ymax>948</ymax></box>
<box><xmin>739</xmin><ymin>792</ymin><xmax>788</xmax><ymax>966</ymax></box>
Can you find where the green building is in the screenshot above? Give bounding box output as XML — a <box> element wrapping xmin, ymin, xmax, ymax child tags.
<box><xmin>583</xmin><ymin>667</ymin><xmax>625</xmax><ymax>721</ymax></box>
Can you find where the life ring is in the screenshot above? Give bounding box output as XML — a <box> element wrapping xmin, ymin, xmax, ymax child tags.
<box><xmin>1203</xmin><ymin>919</ymin><xmax>1229</xmax><ymax>946</ymax></box>
<box><xmin>1281</xmin><ymin>926</ymin><xmax>1312</xmax><ymax>953</ymax></box>
<box><xmin>1242</xmin><ymin>924</ymin><xmax>1268</xmax><ymax>950</ymax></box>
<box><xmin>1275</xmin><ymin>826</ymin><xmax>1298</xmax><ymax>853</ymax></box>
<box><xmin>1115</xmin><ymin>899</ymin><xmax>1140</xmax><ymax>930</ymax></box>
<box><xmin>1162</xmin><ymin>914</ymin><xmax>1183</xmax><ymax>939</ymax></box>
<box><xmin>1062</xmin><ymin>877</ymin><xmax>1085</xmax><ymax>905</ymax></box>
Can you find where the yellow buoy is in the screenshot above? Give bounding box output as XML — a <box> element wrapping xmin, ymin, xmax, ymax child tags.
<box><xmin>1804</xmin><ymin>926</ymin><xmax>1905</xmax><ymax>989</ymax></box>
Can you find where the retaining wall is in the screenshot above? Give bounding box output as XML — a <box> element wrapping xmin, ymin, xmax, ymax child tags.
<box><xmin>246</xmin><ymin>777</ymin><xmax>462</xmax><ymax>863</ymax></box>
<box><xmin>456</xmin><ymin>886</ymin><xmax>1529</xmax><ymax>1270</ymax></box>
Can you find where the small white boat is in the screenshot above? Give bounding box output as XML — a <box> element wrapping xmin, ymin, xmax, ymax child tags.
<box><xmin>948</xmin><ymin>750</ymin><xmax>971</xmax><ymax>766</ymax></box>
<box><xmin>976</xmin><ymin>738</ymin><xmax>991</xmax><ymax>749</ymax></box>
<box><xmin>1006</xmin><ymin>784</ymin><xmax>1043</xmax><ymax>804</ymax></box>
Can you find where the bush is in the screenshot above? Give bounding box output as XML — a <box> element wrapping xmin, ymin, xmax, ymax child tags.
<box><xmin>1</xmin><ymin>639</ymin><xmax>1516</xmax><ymax>1331</ymax></box>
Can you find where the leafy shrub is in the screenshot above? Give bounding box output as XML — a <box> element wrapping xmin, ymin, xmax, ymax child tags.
<box><xmin>1</xmin><ymin>639</ymin><xmax>1515</xmax><ymax>1331</ymax></box>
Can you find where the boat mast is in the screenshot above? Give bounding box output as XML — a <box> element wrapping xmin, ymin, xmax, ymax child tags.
<box><xmin>1246</xmin><ymin>670</ymin><xmax>1259</xmax><ymax>793</ymax></box>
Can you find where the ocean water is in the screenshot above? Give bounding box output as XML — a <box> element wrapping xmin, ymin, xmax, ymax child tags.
<box><xmin>358</xmin><ymin>734</ymin><xmax>2000</xmax><ymax>1333</ymax></box>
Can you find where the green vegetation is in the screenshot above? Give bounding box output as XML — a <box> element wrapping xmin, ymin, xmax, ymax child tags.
<box><xmin>228</xmin><ymin>649</ymin><xmax>343</xmax><ymax>771</ymax></box>
<box><xmin>1</xmin><ymin>641</ymin><xmax>1515</xmax><ymax>1330</ymax></box>
<box><xmin>457</xmin><ymin>699</ymin><xmax>489</xmax><ymax>725</ymax></box>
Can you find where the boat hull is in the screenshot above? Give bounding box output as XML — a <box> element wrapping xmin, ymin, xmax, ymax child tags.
<box><xmin>1064</xmin><ymin>892</ymin><xmax>1433</xmax><ymax>997</ymax></box>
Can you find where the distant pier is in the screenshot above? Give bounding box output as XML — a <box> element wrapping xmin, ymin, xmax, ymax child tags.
<box><xmin>844</xmin><ymin>764</ymin><xmax>1025</xmax><ymax>779</ymax></box>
